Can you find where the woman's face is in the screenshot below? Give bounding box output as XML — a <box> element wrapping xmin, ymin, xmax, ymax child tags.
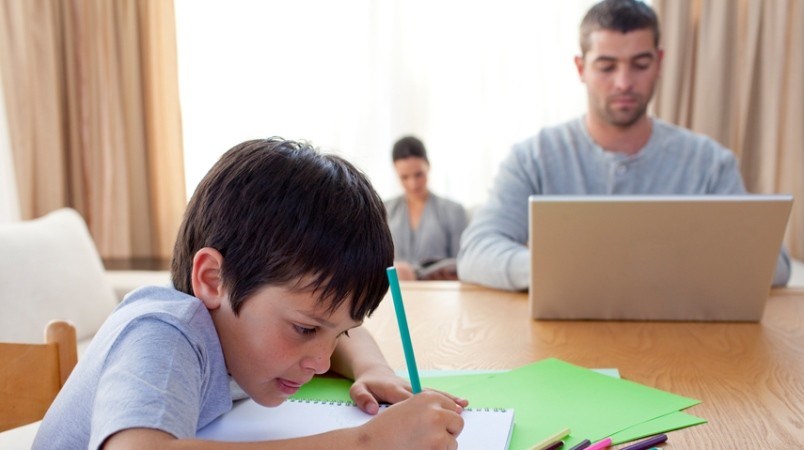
<box><xmin>394</xmin><ymin>157</ymin><xmax>429</xmax><ymax>200</ymax></box>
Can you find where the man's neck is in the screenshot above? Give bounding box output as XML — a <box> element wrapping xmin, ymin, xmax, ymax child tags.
<box><xmin>584</xmin><ymin>114</ymin><xmax>653</xmax><ymax>156</ymax></box>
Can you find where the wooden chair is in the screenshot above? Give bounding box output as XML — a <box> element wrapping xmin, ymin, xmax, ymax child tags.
<box><xmin>0</xmin><ymin>320</ymin><xmax>78</xmax><ymax>432</ymax></box>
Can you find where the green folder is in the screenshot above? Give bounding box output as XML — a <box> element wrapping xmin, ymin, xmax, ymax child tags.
<box><xmin>609</xmin><ymin>411</ymin><xmax>706</xmax><ymax>443</ymax></box>
<box><xmin>292</xmin><ymin>358</ymin><xmax>705</xmax><ymax>449</ymax></box>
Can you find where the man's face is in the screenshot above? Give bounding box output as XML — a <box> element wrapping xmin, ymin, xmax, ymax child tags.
<box><xmin>211</xmin><ymin>283</ymin><xmax>361</xmax><ymax>407</ymax></box>
<box><xmin>575</xmin><ymin>28</ymin><xmax>663</xmax><ymax>128</ymax></box>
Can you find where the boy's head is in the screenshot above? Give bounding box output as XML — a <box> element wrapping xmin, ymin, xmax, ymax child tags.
<box><xmin>579</xmin><ymin>0</ymin><xmax>660</xmax><ymax>56</ymax></box>
<box><xmin>171</xmin><ymin>138</ymin><xmax>393</xmax><ymax>320</ymax></box>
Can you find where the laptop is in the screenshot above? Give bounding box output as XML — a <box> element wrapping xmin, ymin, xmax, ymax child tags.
<box><xmin>528</xmin><ymin>195</ymin><xmax>793</xmax><ymax>322</ymax></box>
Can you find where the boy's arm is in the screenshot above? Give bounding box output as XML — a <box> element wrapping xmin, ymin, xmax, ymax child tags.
<box><xmin>104</xmin><ymin>427</ymin><xmax>376</xmax><ymax>449</ymax></box>
<box><xmin>329</xmin><ymin>326</ymin><xmax>412</xmax><ymax>414</ymax></box>
<box><xmin>104</xmin><ymin>390</ymin><xmax>464</xmax><ymax>449</ymax></box>
<box><xmin>104</xmin><ymin>428</ymin><xmax>359</xmax><ymax>449</ymax></box>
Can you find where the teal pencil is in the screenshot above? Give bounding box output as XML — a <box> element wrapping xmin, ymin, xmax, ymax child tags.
<box><xmin>386</xmin><ymin>267</ymin><xmax>422</xmax><ymax>393</ymax></box>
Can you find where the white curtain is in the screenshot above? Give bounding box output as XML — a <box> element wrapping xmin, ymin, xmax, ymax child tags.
<box><xmin>0</xmin><ymin>71</ymin><xmax>20</xmax><ymax>224</ymax></box>
<box><xmin>175</xmin><ymin>0</ymin><xmax>598</xmax><ymax>208</ymax></box>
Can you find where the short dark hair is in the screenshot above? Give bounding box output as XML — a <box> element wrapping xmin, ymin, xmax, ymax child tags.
<box><xmin>579</xmin><ymin>0</ymin><xmax>660</xmax><ymax>55</ymax></box>
<box><xmin>392</xmin><ymin>136</ymin><xmax>429</xmax><ymax>163</ymax></box>
<box><xmin>171</xmin><ymin>138</ymin><xmax>394</xmax><ymax>320</ymax></box>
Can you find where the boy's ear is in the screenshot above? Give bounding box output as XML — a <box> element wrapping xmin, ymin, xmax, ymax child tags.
<box><xmin>192</xmin><ymin>247</ymin><xmax>226</xmax><ymax>310</ymax></box>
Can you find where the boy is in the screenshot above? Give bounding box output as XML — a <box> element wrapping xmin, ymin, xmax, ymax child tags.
<box><xmin>34</xmin><ymin>138</ymin><xmax>466</xmax><ymax>449</ymax></box>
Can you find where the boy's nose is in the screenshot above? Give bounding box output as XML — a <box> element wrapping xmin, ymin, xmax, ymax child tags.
<box><xmin>301</xmin><ymin>347</ymin><xmax>332</xmax><ymax>374</ymax></box>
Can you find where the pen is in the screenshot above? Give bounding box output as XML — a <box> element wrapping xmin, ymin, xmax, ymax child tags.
<box><xmin>620</xmin><ymin>434</ymin><xmax>667</xmax><ymax>450</ymax></box>
<box><xmin>527</xmin><ymin>427</ymin><xmax>571</xmax><ymax>450</ymax></box>
<box><xmin>568</xmin><ymin>439</ymin><xmax>591</xmax><ymax>450</ymax></box>
<box><xmin>386</xmin><ymin>267</ymin><xmax>422</xmax><ymax>393</ymax></box>
<box><xmin>586</xmin><ymin>437</ymin><xmax>612</xmax><ymax>450</ymax></box>
<box><xmin>544</xmin><ymin>441</ymin><xmax>564</xmax><ymax>450</ymax></box>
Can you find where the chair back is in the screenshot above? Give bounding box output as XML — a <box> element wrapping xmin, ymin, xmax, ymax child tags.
<box><xmin>0</xmin><ymin>320</ymin><xmax>77</xmax><ymax>432</ymax></box>
<box><xmin>0</xmin><ymin>208</ymin><xmax>118</xmax><ymax>343</ymax></box>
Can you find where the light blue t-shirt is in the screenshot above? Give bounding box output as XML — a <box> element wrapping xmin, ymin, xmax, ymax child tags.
<box><xmin>33</xmin><ymin>286</ymin><xmax>232</xmax><ymax>449</ymax></box>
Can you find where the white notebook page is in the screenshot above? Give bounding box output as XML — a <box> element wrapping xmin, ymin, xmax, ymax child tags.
<box><xmin>198</xmin><ymin>398</ymin><xmax>514</xmax><ymax>450</ymax></box>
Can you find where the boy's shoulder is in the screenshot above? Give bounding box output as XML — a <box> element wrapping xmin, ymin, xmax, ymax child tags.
<box><xmin>117</xmin><ymin>285</ymin><xmax>205</xmax><ymax>318</ymax></box>
<box><xmin>98</xmin><ymin>286</ymin><xmax>220</xmax><ymax>356</ymax></box>
<box><xmin>109</xmin><ymin>285</ymin><xmax>217</xmax><ymax>345</ymax></box>
<box><xmin>34</xmin><ymin>285</ymin><xmax>230</xmax><ymax>449</ymax></box>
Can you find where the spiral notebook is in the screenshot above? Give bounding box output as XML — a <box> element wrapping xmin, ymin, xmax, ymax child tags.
<box><xmin>197</xmin><ymin>398</ymin><xmax>514</xmax><ymax>449</ymax></box>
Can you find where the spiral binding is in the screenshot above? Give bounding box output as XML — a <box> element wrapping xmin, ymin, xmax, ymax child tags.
<box><xmin>465</xmin><ymin>407</ymin><xmax>510</xmax><ymax>413</ymax></box>
<box><xmin>289</xmin><ymin>398</ymin><xmax>358</xmax><ymax>407</ymax></box>
<box><xmin>288</xmin><ymin>398</ymin><xmax>510</xmax><ymax>413</ymax></box>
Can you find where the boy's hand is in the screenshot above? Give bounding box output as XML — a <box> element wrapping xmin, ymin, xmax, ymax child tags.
<box><xmin>356</xmin><ymin>391</ymin><xmax>465</xmax><ymax>450</ymax></box>
<box><xmin>349</xmin><ymin>365</ymin><xmax>468</xmax><ymax>415</ymax></box>
<box><xmin>349</xmin><ymin>365</ymin><xmax>410</xmax><ymax>414</ymax></box>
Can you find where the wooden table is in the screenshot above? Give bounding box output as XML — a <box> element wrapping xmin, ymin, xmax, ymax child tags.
<box><xmin>362</xmin><ymin>282</ymin><xmax>804</xmax><ymax>448</ymax></box>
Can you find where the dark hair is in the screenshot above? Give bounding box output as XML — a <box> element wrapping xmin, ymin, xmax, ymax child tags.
<box><xmin>392</xmin><ymin>136</ymin><xmax>429</xmax><ymax>163</ymax></box>
<box><xmin>579</xmin><ymin>0</ymin><xmax>660</xmax><ymax>55</ymax></box>
<box><xmin>171</xmin><ymin>138</ymin><xmax>394</xmax><ymax>320</ymax></box>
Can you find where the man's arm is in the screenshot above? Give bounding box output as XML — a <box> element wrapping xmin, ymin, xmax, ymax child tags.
<box><xmin>457</xmin><ymin>144</ymin><xmax>538</xmax><ymax>291</ymax></box>
<box><xmin>772</xmin><ymin>250</ymin><xmax>792</xmax><ymax>287</ymax></box>
<box><xmin>710</xmin><ymin>149</ymin><xmax>791</xmax><ymax>286</ymax></box>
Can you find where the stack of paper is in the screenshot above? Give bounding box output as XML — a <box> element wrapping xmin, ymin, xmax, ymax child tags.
<box><xmin>292</xmin><ymin>358</ymin><xmax>705</xmax><ymax>450</ymax></box>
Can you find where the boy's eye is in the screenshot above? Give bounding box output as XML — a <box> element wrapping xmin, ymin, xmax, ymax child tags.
<box><xmin>340</xmin><ymin>330</ymin><xmax>351</xmax><ymax>338</ymax></box>
<box><xmin>294</xmin><ymin>325</ymin><xmax>318</xmax><ymax>336</ymax></box>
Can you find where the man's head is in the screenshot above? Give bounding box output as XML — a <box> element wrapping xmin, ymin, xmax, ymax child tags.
<box><xmin>171</xmin><ymin>138</ymin><xmax>394</xmax><ymax>321</ymax></box>
<box><xmin>579</xmin><ymin>0</ymin><xmax>659</xmax><ymax>57</ymax></box>
<box><xmin>575</xmin><ymin>0</ymin><xmax>663</xmax><ymax>129</ymax></box>
<box><xmin>392</xmin><ymin>136</ymin><xmax>430</xmax><ymax>201</ymax></box>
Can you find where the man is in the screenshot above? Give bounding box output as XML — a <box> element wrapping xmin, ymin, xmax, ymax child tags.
<box><xmin>457</xmin><ymin>0</ymin><xmax>790</xmax><ymax>290</ymax></box>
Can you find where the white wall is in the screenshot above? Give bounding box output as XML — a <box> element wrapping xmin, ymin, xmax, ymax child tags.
<box><xmin>174</xmin><ymin>0</ymin><xmax>599</xmax><ymax>208</ymax></box>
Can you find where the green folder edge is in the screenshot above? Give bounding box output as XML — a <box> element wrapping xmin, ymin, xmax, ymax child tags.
<box><xmin>291</xmin><ymin>358</ymin><xmax>706</xmax><ymax>449</ymax></box>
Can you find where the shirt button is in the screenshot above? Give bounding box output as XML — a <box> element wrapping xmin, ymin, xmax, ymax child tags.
<box><xmin>616</xmin><ymin>164</ymin><xmax>627</xmax><ymax>176</ymax></box>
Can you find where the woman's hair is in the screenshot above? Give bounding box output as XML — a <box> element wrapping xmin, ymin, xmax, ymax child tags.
<box><xmin>392</xmin><ymin>136</ymin><xmax>429</xmax><ymax>163</ymax></box>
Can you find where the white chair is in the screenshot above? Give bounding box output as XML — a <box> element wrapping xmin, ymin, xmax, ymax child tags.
<box><xmin>0</xmin><ymin>208</ymin><xmax>118</xmax><ymax>347</ymax></box>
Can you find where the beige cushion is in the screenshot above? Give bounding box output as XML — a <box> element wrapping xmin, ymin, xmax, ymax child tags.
<box><xmin>106</xmin><ymin>269</ymin><xmax>171</xmax><ymax>302</ymax></box>
<box><xmin>0</xmin><ymin>208</ymin><xmax>117</xmax><ymax>343</ymax></box>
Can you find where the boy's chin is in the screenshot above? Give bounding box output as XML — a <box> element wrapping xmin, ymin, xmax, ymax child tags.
<box><xmin>250</xmin><ymin>391</ymin><xmax>289</xmax><ymax>408</ymax></box>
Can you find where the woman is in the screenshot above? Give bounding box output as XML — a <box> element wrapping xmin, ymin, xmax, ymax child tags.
<box><xmin>385</xmin><ymin>136</ymin><xmax>468</xmax><ymax>280</ymax></box>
